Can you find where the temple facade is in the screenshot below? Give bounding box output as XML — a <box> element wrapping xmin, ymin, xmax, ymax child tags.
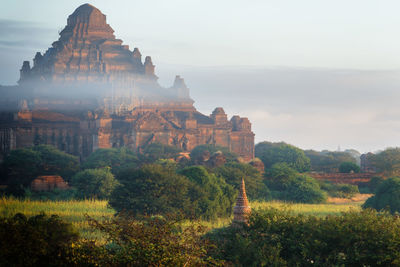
<box><xmin>0</xmin><ymin>4</ymin><xmax>255</xmax><ymax>161</ymax></box>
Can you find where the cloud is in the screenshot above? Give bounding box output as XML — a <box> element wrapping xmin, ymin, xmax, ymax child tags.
<box><xmin>157</xmin><ymin>65</ymin><xmax>400</xmax><ymax>152</ymax></box>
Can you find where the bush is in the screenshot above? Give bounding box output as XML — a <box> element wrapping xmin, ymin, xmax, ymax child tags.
<box><xmin>179</xmin><ymin>166</ymin><xmax>236</xmax><ymax>219</ymax></box>
<box><xmin>280</xmin><ymin>175</ymin><xmax>327</xmax><ymax>203</ymax></box>
<box><xmin>213</xmin><ymin>162</ymin><xmax>271</xmax><ymax>200</ymax></box>
<box><xmin>363</xmin><ymin>177</ymin><xmax>400</xmax><ymax>213</ymax></box>
<box><xmin>71</xmin><ymin>168</ymin><xmax>119</xmax><ymax>199</ymax></box>
<box><xmin>109</xmin><ymin>164</ymin><xmax>194</xmax><ymax>217</ymax></box>
<box><xmin>207</xmin><ymin>208</ymin><xmax>400</xmax><ymax>266</ymax></box>
<box><xmin>1</xmin><ymin>145</ymin><xmax>79</xmax><ymax>196</ymax></box>
<box><xmin>319</xmin><ymin>181</ymin><xmax>359</xmax><ymax>198</ymax></box>
<box><xmin>339</xmin><ymin>161</ymin><xmax>360</xmax><ymax>173</ymax></box>
<box><xmin>0</xmin><ymin>213</ymin><xmax>79</xmax><ymax>266</ymax></box>
<box><xmin>265</xmin><ymin>163</ymin><xmax>326</xmax><ymax>203</ymax></box>
<box><xmin>73</xmin><ymin>213</ymin><xmax>223</xmax><ymax>266</ymax></box>
<box><xmin>255</xmin><ymin>141</ymin><xmax>310</xmax><ymax>172</ymax></box>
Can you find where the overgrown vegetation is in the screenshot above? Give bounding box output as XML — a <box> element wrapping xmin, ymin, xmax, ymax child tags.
<box><xmin>208</xmin><ymin>208</ymin><xmax>400</xmax><ymax>266</ymax></box>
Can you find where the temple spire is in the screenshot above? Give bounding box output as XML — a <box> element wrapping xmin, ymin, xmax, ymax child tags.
<box><xmin>233</xmin><ymin>178</ymin><xmax>251</xmax><ymax>225</ymax></box>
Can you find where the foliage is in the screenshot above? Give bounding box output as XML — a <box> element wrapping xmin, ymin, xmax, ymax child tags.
<box><xmin>71</xmin><ymin>168</ymin><xmax>119</xmax><ymax>199</ymax></box>
<box><xmin>0</xmin><ymin>213</ymin><xmax>79</xmax><ymax>267</ymax></box>
<box><xmin>1</xmin><ymin>145</ymin><xmax>79</xmax><ymax>196</ymax></box>
<box><xmin>208</xmin><ymin>208</ymin><xmax>400</xmax><ymax>266</ymax></box>
<box><xmin>72</xmin><ymin>213</ymin><xmax>223</xmax><ymax>266</ymax></box>
<box><xmin>339</xmin><ymin>161</ymin><xmax>360</xmax><ymax>173</ymax></box>
<box><xmin>318</xmin><ymin>181</ymin><xmax>359</xmax><ymax>198</ymax></box>
<box><xmin>190</xmin><ymin>144</ymin><xmax>238</xmax><ymax>164</ymax></box>
<box><xmin>255</xmin><ymin>141</ymin><xmax>310</xmax><ymax>172</ymax></box>
<box><xmin>265</xmin><ymin>163</ymin><xmax>327</xmax><ymax>203</ymax></box>
<box><xmin>140</xmin><ymin>142</ymin><xmax>182</xmax><ymax>163</ymax></box>
<box><xmin>82</xmin><ymin>147</ymin><xmax>139</xmax><ymax>174</ymax></box>
<box><xmin>305</xmin><ymin>149</ymin><xmax>357</xmax><ymax>173</ymax></box>
<box><xmin>369</xmin><ymin>148</ymin><xmax>400</xmax><ymax>176</ymax></box>
<box><xmin>213</xmin><ymin>162</ymin><xmax>270</xmax><ymax>200</ymax></box>
<box><xmin>363</xmin><ymin>177</ymin><xmax>400</xmax><ymax>214</ymax></box>
<box><xmin>179</xmin><ymin>166</ymin><xmax>236</xmax><ymax>220</ymax></box>
<box><xmin>109</xmin><ymin>164</ymin><xmax>193</xmax><ymax>217</ymax></box>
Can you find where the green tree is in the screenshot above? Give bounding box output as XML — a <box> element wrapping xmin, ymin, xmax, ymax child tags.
<box><xmin>213</xmin><ymin>162</ymin><xmax>270</xmax><ymax>200</ymax></box>
<box><xmin>140</xmin><ymin>143</ymin><xmax>182</xmax><ymax>163</ymax></box>
<box><xmin>363</xmin><ymin>177</ymin><xmax>400</xmax><ymax>214</ymax></box>
<box><xmin>265</xmin><ymin>163</ymin><xmax>326</xmax><ymax>203</ymax></box>
<box><xmin>71</xmin><ymin>168</ymin><xmax>119</xmax><ymax>199</ymax></box>
<box><xmin>190</xmin><ymin>144</ymin><xmax>238</xmax><ymax>164</ymax></box>
<box><xmin>369</xmin><ymin>148</ymin><xmax>400</xmax><ymax>176</ymax></box>
<box><xmin>0</xmin><ymin>213</ymin><xmax>79</xmax><ymax>267</ymax></box>
<box><xmin>109</xmin><ymin>164</ymin><xmax>193</xmax><ymax>217</ymax></box>
<box><xmin>255</xmin><ymin>141</ymin><xmax>310</xmax><ymax>172</ymax></box>
<box><xmin>179</xmin><ymin>166</ymin><xmax>236</xmax><ymax>219</ymax></box>
<box><xmin>208</xmin><ymin>208</ymin><xmax>400</xmax><ymax>266</ymax></box>
<box><xmin>339</xmin><ymin>161</ymin><xmax>360</xmax><ymax>173</ymax></box>
<box><xmin>305</xmin><ymin>150</ymin><xmax>357</xmax><ymax>173</ymax></box>
<box><xmin>74</xmin><ymin>213</ymin><xmax>223</xmax><ymax>266</ymax></box>
<box><xmin>1</xmin><ymin>145</ymin><xmax>79</xmax><ymax>196</ymax></box>
<box><xmin>82</xmin><ymin>147</ymin><xmax>139</xmax><ymax>174</ymax></box>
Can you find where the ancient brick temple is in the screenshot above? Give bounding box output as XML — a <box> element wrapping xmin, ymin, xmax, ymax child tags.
<box><xmin>0</xmin><ymin>4</ymin><xmax>254</xmax><ymax>161</ymax></box>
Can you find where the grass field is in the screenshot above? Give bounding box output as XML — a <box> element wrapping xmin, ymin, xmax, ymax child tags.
<box><xmin>0</xmin><ymin>196</ymin><xmax>366</xmax><ymax>239</ymax></box>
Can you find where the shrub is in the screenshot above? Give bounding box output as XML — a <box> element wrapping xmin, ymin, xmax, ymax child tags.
<box><xmin>73</xmin><ymin>213</ymin><xmax>223</xmax><ymax>266</ymax></box>
<box><xmin>280</xmin><ymin>175</ymin><xmax>327</xmax><ymax>203</ymax></box>
<box><xmin>363</xmin><ymin>177</ymin><xmax>400</xmax><ymax>213</ymax></box>
<box><xmin>0</xmin><ymin>213</ymin><xmax>79</xmax><ymax>266</ymax></box>
<box><xmin>319</xmin><ymin>181</ymin><xmax>359</xmax><ymax>198</ymax></box>
<box><xmin>109</xmin><ymin>164</ymin><xmax>193</xmax><ymax>217</ymax></box>
<box><xmin>339</xmin><ymin>161</ymin><xmax>360</xmax><ymax>173</ymax></box>
<box><xmin>179</xmin><ymin>166</ymin><xmax>236</xmax><ymax>219</ymax></box>
<box><xmin>207</xmin><ymin>208</ymin><xmax>400</xmax><ymax>266</ymax></box>
<box><xmin>71</xmin><ymin>168</ymin><xmax>119</xmax><ymax>199</ymax></box>
<box><xmin>265</xmin><ymin>163</ymin><xmax>326</xmax><ymax>203</ymax></box>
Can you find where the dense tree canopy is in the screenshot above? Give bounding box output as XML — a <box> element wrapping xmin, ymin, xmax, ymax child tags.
<box><xmin>213</xmin><ymin>162</ymin><xmax>270</xmax><ymax>200</ymax></box>
<box><xmin>369</xmin><ymin>148</ymin><xmax>400</xmax><ymax>176</ymax></box>
<box><xmin>305</xmin><ymin>150</ymin><xmax>357</xmax><ymax>173</ymax></box>
<box><xmin>339</xmin><ymin>161</ymin><xmax>360</xmax><ymax>173</ymax></box>
<box><xmin>1</xmin><ymin>145</ymin><xmax>79</xmax><ymax>195</ymax></box>
<box><xmin>179</xmin><ymin>166</ymin><xmax>236</xmax><ymax>219</ymax></box>
<box><xmin>208</xmin><ymin>209</ymin><xmax>400</xmax><ymax>266</ymax></box>
<box><xmin>109</xmin><ymin>164</ymin><xmax>192</xmax><ymax>216</ymax></box>
<box><xmin>82</xmin><ymin>147</ymin><xmax>139</xmax><ymax>173</ymax></box>
<box><xmin>255</xmin><ymin>141</ymin><xmax>310</xmax><ymax>172</ymax></box>
<box><xmin>363</xmin><ymin>177</ymin><xmax>400</xmax><ymax>214</ymax></box>
<box><xmin>71</xmin><ymin>168</ymin><xmax>119</xmax><ymax>199</ymax></box>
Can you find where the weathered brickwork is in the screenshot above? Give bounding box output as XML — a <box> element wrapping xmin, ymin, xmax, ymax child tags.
<box><xmin>0</xmin><ymin>4</ymin><xmax>255</xmax><ymax>161</ymax></box>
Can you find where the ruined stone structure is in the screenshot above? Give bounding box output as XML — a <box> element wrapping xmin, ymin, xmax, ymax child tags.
<box><xmin>30</xmin><ymin>175</ymin><xmax>69</xmax><ymax>191</ymax></box>
<box><xmin>233</xmin><ymin>178</ymin><xmax>251</xmax><ymax>224</ymax></box>
<box><xmin>0</xmin><ymin>4</ymin><xmax>255</xmax><ymax>161</ymax></box>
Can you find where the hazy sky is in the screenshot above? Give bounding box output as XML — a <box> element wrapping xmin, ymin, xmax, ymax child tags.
<box><xmin>1</xmin><ymin>0</ymin><xmax>400</xmax><ymax>153</ymax></box>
